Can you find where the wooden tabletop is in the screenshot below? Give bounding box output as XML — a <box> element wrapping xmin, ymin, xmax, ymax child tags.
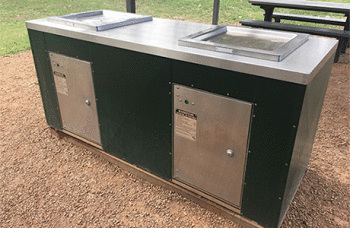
<box><xmin>249</xmin><ymin>0</ymin><xmax>350</xmax><ymax>14</ymax></box>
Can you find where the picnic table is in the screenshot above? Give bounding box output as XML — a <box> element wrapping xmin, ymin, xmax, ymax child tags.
<box><xmin>249</xmin><ymin>0</ymin><xmax>350</xmax><ymax>22</ymax></box>
<box><xmin>240</xmin><ymin>0</ymin><xmax>350</xmax><ymax>62</ymax></box>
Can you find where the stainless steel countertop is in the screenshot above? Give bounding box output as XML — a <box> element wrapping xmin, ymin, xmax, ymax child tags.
<box><xmin>26</xmin><ymin>11</ymin><xmax>338</xmax><ymax>85</ymax></box>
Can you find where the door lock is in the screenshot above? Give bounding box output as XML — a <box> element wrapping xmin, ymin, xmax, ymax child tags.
<box><xmin>226</xmin><ymin>149</ymin><xmax>234</xmax><ymax>157</ymax></box>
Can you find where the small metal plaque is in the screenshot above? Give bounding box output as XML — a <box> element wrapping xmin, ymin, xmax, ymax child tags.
<box><xmin>175</xmin><ymin>109</ymin><xmax>197</xmax><ymax>141</ymax></box>
<box><xmin>53</xmin><ymin>71</ymin><xmax>68</xmax><ymax>95</ymax></box>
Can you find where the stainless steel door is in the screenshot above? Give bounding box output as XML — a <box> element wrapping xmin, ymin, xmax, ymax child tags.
<box><xmin>49</xmin><ymin>52</ymin><xmax>101</xmax><ymax>145</ymax></box>
<box><xmin>173</xmin><ymin>84</ymin><xmax>252</xmax><ymax>208</ymax></box>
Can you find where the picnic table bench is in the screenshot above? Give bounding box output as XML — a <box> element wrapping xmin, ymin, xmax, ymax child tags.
<box><xmin>240</xmin><ymin>0</ymin><xmax>350</xmax><ymax>62</ymax></box>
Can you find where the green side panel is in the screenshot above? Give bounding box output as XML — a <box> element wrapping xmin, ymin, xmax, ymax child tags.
<box><xmin>278</xmin><ymin>58</ymin><xmax>333</xmax><ymax>227</ymax></box>
<box><xmin>172</xmin><ymin>60</ymin><xmax>306</xmax><ymax>228</ymax></box>
<box><xmin>43</xmin><ymin>33</ymin><xmax>172</xmax><ymax>180</ymax></box>
<box><xmin>27</xmin><ymin>29</ymin><xmax>61</xmax><ymax>130</ymax></box>
<box><xmin>44</xmin><ymin>33</ymin><xmax>93</xmax><ymax>62</ymax></box>
<box><xmin>244</xmin><ymin>75</ymin><xmax>306</xmax><ymax>228</ymax></box>
<box><xmin>91</xmin><ymin>45</ymin><xmax>172</xmax><ymax>180</ymax></box>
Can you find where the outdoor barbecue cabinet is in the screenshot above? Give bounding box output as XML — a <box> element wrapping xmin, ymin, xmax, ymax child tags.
<box><xmin>26</xmin><ymin>10</ymin><xmax>337</xmax><ymax>228</ymax></box>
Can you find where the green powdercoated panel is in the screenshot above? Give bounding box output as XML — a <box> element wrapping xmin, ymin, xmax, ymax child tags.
<box><xmin>278</xmin><ymin>58</ymin><xmax>333</xmax><ymax>227</ymax></box>
<box><xmin>172</xmin><ymin>60</ymin><xmax>306</xmax><ymax>228</ymax></box>
<box><xmin>42</xmin><ymin>33</ymin><xmax>172</xmax><ymax>180</ymax></box>
<box><xmin>172</xmin><ymin>61</ymin><xmax>256</xmax><ymax>101</ymax></box>
<box><xmin>91</xmin><ymin>44</ymin><xmax>172</xmax><ymax>180</ymax></box>
<box><xmin>244</xmin><ymin>77</ymin><xmax>306</xmax><ymax>228</ymax></box>
<box><xmin>27</xmin><ymin>29</ymin><xmax>62</xmax><ymax>130</ymax></box>
<box><xmin>44</xmin><ymin>33</ymin><xmax>93</xmax><ymax>62</ymax></box>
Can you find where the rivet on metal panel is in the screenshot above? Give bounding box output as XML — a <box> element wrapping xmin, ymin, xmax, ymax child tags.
<box><xmin>168</xmin><ymin>82</ymin><xmax>171</xmax><ymax>84</ymax></box>
<box><xmin>227</xmin><ymin>93</ymin><xmax>230</xmax><ymax>96</ymax></box>
<box><xmin>169</xmin><ymin>152</ymin><xmax>172</xmax><ymax>155</ymax></box>
<box><xmin>252</xmin><ymin>115</ymin><xmax>256</xmax><ymax>118</ymax></box>
<box><xmin>176</xmin><ymin>94</ymin><xmax>180</xmax><ymax>97</ymax></box>
<box><xmin>176</xmin><ymin>86</ymin><xmax>180</xmax><ymax>90</ymax></box>
<box><xmin>179</xmin><ymin>99</ymin><xmax>182</xmax><ymax>102</ymax></box>
<box><xmin>255</xmin><ymin>103</ymin><xmax>258</xmax><ymax>106</ymax></box>
<box><xmin>248</xmin><ymin>150</ymin><xmax>251</xmax><ymax>154</ymax></box>
<box><xmin>278</xmin><ymin>197</ymin><xmax>282</xmax><ymax>200</ymax></box>
<box><xmin>293</xmin><ymin>125</ymin><xmax>297</xmax><ymax>128</ymax></box>
<box><xmin>191</xmin><ymin>102</ymin><xmax>195</xmax><ymax>105</ymax></box>
<box><xmin>244</xmin><ymin>182</ymin><xmax>246</xmax><ymax>185</ymax></box>
<box><xmin>169</xmin><ymin>123</ymin><xmax>171</xmax><ymax>126</ymax></box>
<box><xmin>285</xmin><ymin>163</ymin><xmax>289</xmax><ymax>166</ymax></box>
<box><xmin>169</xmin><ymin>92</ymin><xmax>171</xmax><ymax>95</ymax></box>
<box><xmin>176</xmin><ymin>169</ymin><xmax>179</xmax><ymax>172</ymax></box>
<box><xmin>191</xmin><ymin>84</ymin><xmax>194</xmax><ymax>87</ymax></box>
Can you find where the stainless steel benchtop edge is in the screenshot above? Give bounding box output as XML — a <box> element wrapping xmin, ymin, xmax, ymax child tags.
<box><xmin>26</xmin><ymin>16</ymin><xmax>338</xmax><ymax>85</ymax></box>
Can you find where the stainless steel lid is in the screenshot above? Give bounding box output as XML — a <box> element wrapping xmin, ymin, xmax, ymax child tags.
<box><xmin>179</xmin><ymin>26</ymin><xmax>309</xmax><ymax>62</ymax></box>
<box><xmin>47</xmin><ymin>10</ymin><xmax>152</xmax><ymax>31</ymax></box>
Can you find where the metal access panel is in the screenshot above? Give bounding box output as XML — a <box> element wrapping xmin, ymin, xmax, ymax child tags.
<box><xmin>173</xmin><ymin>84</ymin><xmax>252</xmax><ymax>208</ymax></box>
<box><xmin>49</xmin><ymin>52</ymin><xmax>101</xmax><ymax>145</ymax></box>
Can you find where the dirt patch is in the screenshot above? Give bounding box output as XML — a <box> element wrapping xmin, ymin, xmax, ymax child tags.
<box><xmin>0</xmin><ymin>50</ymin><xmax>349</xmax><ymax>227</ymax></box>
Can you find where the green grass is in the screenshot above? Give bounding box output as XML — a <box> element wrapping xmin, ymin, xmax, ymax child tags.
<box><xmin>0</xmin><ymin>0</ymin><xmax>126</xmax><ymax>55</ymax></box>
<box><xmin>0</xmin><ymin>0</ymin><xmax>348</xmax><ymax>56</ymax></box>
